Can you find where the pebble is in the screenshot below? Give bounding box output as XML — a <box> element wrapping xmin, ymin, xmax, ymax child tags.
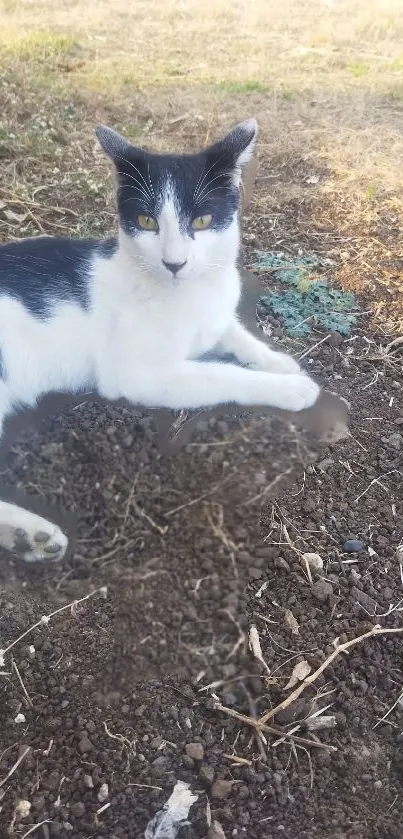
<box><xmin>343</xmin><ymin>540</ymin><xmax>364</xmax><ymax>553</ymax></box>
<box><xmin>384</xmin><ymin>432</ymin><xmax>402</xmax><ymax>450</ymax></box>
<box><xmin>199</xmin><ymin>764</ymin><xmax>215</xmax><ymax>786</ymax></box>
<box><xmin>78</xmin><ymin>737</ymin><xmax>93</xmax><ymax>754</ymax></box>
<box><xmin>302</xmin><ymin>552</ymin><xmax>324</xmax><ymax>573</ymax></box>
<box><xmin>97</xmin><ymin>783</ymin><xmax>109</xmax><ymax>803</ymax></box>
<box><xmin>83</xmin><ymin>775</ymin><xmax>94</xmax><ymax>789</ymax></box>
<box><xmin>211</xmin><ymin>779</ymin><xmax>234</xmax><ymax>800</ymax></box>
<box><xmin>185</xmin><ymin>742</ymin><xmax>204</xmax><ymax>761</ymax></box>
<box><xmin>312</xmin><ymin>579</ymin><xmax>333</xmax><ymax>602</ymax></box>
<box><xmin>150</xmin><ymin>755</ymin><xmax>172</xmax><ymax>777</ymax></box>
<box><xmin>70</xmin><ymin>802</ymin><xmax>85</xmax><ymax>818</ymax></box>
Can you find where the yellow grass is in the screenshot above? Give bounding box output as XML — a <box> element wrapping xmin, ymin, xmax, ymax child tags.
<box><xmin>0</xmin><ymin>0</ymin><xmax>402</xmax><ymax>330</ymax></box>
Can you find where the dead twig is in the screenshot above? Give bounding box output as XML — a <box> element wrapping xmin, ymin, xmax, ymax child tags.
<box><xmin>12</xmin><ymin>659</ymin><xmax>34</xmax><ymax>708</ymax></box>
<box><xmin>0</xmin><ymin>746</ymin><xmax>31</xmax><ymax>787</ymax></box>
<box><xmin>259</xmin><ymin>624</ymin><xmax>403</xmax><ymax>726</ymax></box>
<box><xmin>213</xmin><ymin>702</ymin><xmax>337</xmax><ymax>751</ymax></box>
<box><xmin>21</xmin><ymin>821</ymin><xmax>52</xmax><ymax>839</ymax></box>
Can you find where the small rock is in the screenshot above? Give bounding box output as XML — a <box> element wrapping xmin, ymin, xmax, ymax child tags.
<box><xmin>302</xmin><ymin>552</ymin><xmax>324</xmax><ymax>573</ymax></box>
<box><xmin>134</xmin><ymin>704</ymin><xmax>146</xmax><ymax>717</ymax></box>
<box><xmin>199</xmin><ymin>764</ymin><xmax>215</xmax><ymax>786</ymax></box>
<box><xmin>312</xmin><ymin>579</ymin><xmax>333</xmax><ymax>602</ymax></box>
<box><xmin>97</xmin><ymin>783</ymin><xmax>109</xmax><ymax>803</ymax></box>
<box><xmin>70</xmin><ymin>802</ymin><xmax>85</xmax><ymax>818</ymax></box>
<box><xmin>343</xmin><ymin>539</ymin><xmax>364</xmax><ymax>553</ymax></box>
<box><xmin>351</xmin><ymin>586</ymin><xmax>378</xmax><ymax>613</ymax></box>
<box><xmin>317</xmin><ymin>458</ymin><xmax>334</xmax><ymax>471</ymax></box>
<box><xmin>374</xmin><ymin>779</ymin><xmax>383</xmax><ymax>789</ymax></box>
<box><xmin>15</xmin><ymin>799</ymin><xmax>31</xmax><ymax>819</ymax></box>
<box><xmin>83</xmin><ymin>775</ymin><xmax>94</xmax><ymax>789</ymax></box>
<box><xmin>150</xmin><ymin>755</ymin><xmax>172</xmax><ymax>777</ymax></box>
<box><xmin>274</xmin><ymin>557</ymin><xmax>290</xmax><ymax>572</ymax></box>
<box><xmin>385</xmin><ymin>433</ymin><xmax>402</xmax><ymax>450</ymax></box>
<box><xmin>350</xmin><ymin>568</ymin><xmax>361</xmax><ymax>585</ymax></box>
<box><xmin>78</xmin><ymin>737</ymin><xmax>93</xmax><ymax>754</ymax></box>
<box><xmin>185</xmin><ymin>742</ymin><xmax>204</xmax><ymax>761</ymax></box>
<box><xmin>211</xmin><ymin>779</ymin><xmax>234</xmax><ymax>800</ymax></box>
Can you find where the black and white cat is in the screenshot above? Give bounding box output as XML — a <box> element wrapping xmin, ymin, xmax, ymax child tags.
<box><xmin>0</xmin><ymin>118</ymin><xmax>320</xmax><ymax>563</ymax></box>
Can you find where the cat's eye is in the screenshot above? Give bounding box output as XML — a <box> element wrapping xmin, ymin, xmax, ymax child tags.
<box><xmin>192</xmin><ymin>214</ymin><xmax>213</xmax><ymax>231</ymax></box>
<box><xmin>137</xmin><ymin>214</ymin><xmax>158</xmax><ymax>231</ymax></box>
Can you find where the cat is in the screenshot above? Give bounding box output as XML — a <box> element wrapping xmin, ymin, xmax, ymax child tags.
<box><xmin>0</xmin><ymin>118</ymin><xmax>320</xmax><ymax>563</ymax></box>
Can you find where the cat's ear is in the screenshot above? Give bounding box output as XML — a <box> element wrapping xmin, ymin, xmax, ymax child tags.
<box><xmin>96</xmin><ymin>125</ymin><xmax>132</xmax><ymax>163</ymax></box>
<box><xmin>220</xmin><ymin>118</ymin><xmax>258</xmax><ymax>168</ymax></box>
<box><xmin>207</xmin><ymin>118</ymin><xmax>258</xmax><ymax>184</ymax></box>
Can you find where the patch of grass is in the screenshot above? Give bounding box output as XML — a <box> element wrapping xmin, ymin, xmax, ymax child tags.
<box><xmin>0</xmin><ymin>30</ymin><xmax>79</xmax><ymax>62</ymax></box>
<box><xmin>218</xmin><ymin>80</ymin><xmax>269</xmax><ymax>94</ymax></box>
<box><xmin>364</xmin><ymin>184</ymin><xmax>377</xmax><ymax>201</ymax></box>
<box><xmin>348</xmin><ymin>61</ymin><xmax>370</xmax><ymax>77</ymax></box>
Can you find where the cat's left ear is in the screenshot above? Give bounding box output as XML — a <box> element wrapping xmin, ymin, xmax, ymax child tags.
<box><xmin>96</xmin><ymin>125</ymin><xmax>133</xmax><ymax>163</ymax></box>
<box><xmin>207</xmin><ymin>118</ymin><xmax>258</xmax><ymax>185</ymax></box>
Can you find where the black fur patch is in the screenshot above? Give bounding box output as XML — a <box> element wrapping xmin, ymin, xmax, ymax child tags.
<box><xmin>113</xmin><ymin>133</ymin><xmax>252</xmax><ymax>236</ymax></box>
<box><xmin>0</xmin><ymin>236</ymin><xmax>117</xmax><ymax>320</ymax></box>
<box><xmin>115</xmin><ymin>150</ymin><xmax>241</xmax><ymax>237</ymax></box>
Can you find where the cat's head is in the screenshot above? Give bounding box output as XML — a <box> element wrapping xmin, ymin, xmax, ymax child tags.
<box><xmin>96</xmin><ymin>119</ymin><xmax>257</xmax><ymax>283</ymax></box>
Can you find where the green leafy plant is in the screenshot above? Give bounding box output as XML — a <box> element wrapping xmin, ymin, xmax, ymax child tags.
<box><xmin>253</xmin><ymin>251</ymin><xmax>358</xmax><ymax>337</ymax></box>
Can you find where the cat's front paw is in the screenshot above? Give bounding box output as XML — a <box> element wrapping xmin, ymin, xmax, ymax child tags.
<box><xmin>272</xmin><ymin>374</ymin><xmax>320</xmax><ymax>412</ymax></box>
<box><xmin>253</xmin><ymin>348</ymin><xmax>301</xmax><ymax>375</ymax></box>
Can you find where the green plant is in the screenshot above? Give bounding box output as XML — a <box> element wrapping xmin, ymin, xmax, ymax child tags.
<box><xmin>254</xmin><ymin>251</ymin><xmax>358</xmax><ymax>337</ymax></box>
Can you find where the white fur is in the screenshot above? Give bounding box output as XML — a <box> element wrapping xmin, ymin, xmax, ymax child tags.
<box><xmin>0</xmin><ymin>127</ymin><xmax>320</xmax><ymax>562</ymax></box>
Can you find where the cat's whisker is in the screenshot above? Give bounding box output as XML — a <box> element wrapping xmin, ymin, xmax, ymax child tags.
<box><xmin>118</xmin><ymin>175</ymin><xmax>153</xmax><ymax>204</ymax></box>
<box><xmin>116</xmin><ymin>156</ymin><xmax>154</xmax><ymax>201</ymax></box>
<box><xmin>196</xmin><ymin>172</ymin><xmax>233</xmax><ymax>203</ymax></box>
<box><xmin>147</xmin><ymin>163</ymin><xmax>155</xmax><ymax>199</ymax></box>
<box><xmin>193</xmin><ymin>152</ymin><xmax>228</xmax><ymax>201</ymax></box>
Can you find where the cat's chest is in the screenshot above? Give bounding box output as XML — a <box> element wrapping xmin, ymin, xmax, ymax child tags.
<box><xmin>171</xmin><ymin>275</ymin><xmax>239</xmax><ymax>355</ymax></box>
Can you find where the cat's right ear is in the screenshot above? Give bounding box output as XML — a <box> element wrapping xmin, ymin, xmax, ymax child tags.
<box><xmin>96</xmin><ymin>125</ymin><xmax>131</xmax><ymax>163</ymax></box>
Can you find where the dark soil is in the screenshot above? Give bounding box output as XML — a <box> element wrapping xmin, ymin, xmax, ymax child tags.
<box><xmin>0</xmin><ymin>323</ymin><xmax>402</xmax><ymax>839</ymax></box>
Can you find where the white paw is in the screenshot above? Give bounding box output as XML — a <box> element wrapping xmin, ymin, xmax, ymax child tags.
<box><xmin>271</xmin><ymin>374</ymin><xmax>321</xmax><ymax>412</ymax></box>
<box><xmin>14</xmin><ymin>523</ymin><xmax>68</xmax><ymax>563</ymax></box>
<box><xmin>253</xmin><ymin>349</ymin><xmax>301</xmax><ymax>375</ymax></box>
<box><xmin>0</xmin><ymin>503</ymin><xmax>68</xmax><ymax>563</ymax></box>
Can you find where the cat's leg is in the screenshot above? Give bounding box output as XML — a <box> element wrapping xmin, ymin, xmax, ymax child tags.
<box><xmin>0</xmin><ymin>500</ymin><xmax>68</xmax><ymax>562</ymax></box>
<box><xmin>0</xmin><ymin>383</ymin><xmax>68</xmax><ymax>563</ymax></box>
<box><xmin>217</xmin><ymin>319</ymin><xmax>302</xmax><ymax>375</ymax></box>
<box><xmin>114</xmin><ymin>359</ymin><xmax>319</xmax><ymax>412</ymax></box>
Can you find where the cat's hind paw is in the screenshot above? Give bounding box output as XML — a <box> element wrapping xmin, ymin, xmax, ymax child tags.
<box><xmin>4</xmin><ymin>508</ymin><xmax>69</xmax><ymax>563</ymax></box>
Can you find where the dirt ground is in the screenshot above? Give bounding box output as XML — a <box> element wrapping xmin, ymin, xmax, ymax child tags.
<box><xmin>0</xmin><ymin>1</ymin><xmax>403</xmax><ymax>837</ymax></box>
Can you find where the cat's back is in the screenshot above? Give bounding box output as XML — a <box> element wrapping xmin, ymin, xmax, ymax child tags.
<box><xmin>0</xmin><ymin>235</ymin><xmax>117</xmax><ymax>317</ymax></box>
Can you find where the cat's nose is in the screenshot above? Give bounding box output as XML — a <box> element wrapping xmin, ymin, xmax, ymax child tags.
<box><xmin>162</xmin><ymin>259</ymin><xmax>187</xmax><ymax>276</ymax></box>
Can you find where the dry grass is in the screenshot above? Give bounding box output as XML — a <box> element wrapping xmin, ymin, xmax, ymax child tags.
<box><xmin>0</xmin><ymin>0</ymin><xmax>402</xmax><ymax>329</ymax></box>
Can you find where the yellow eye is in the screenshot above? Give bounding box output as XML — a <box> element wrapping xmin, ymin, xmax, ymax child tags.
<box><xmin>192</xmin><ymin>214</ymin><xmax>212</xmax><ymax>231</ymax></box>
<box><xmin>137</xmin><ymin>214</ymin><xmax>158</xmax><ymax>231</ymax></box>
